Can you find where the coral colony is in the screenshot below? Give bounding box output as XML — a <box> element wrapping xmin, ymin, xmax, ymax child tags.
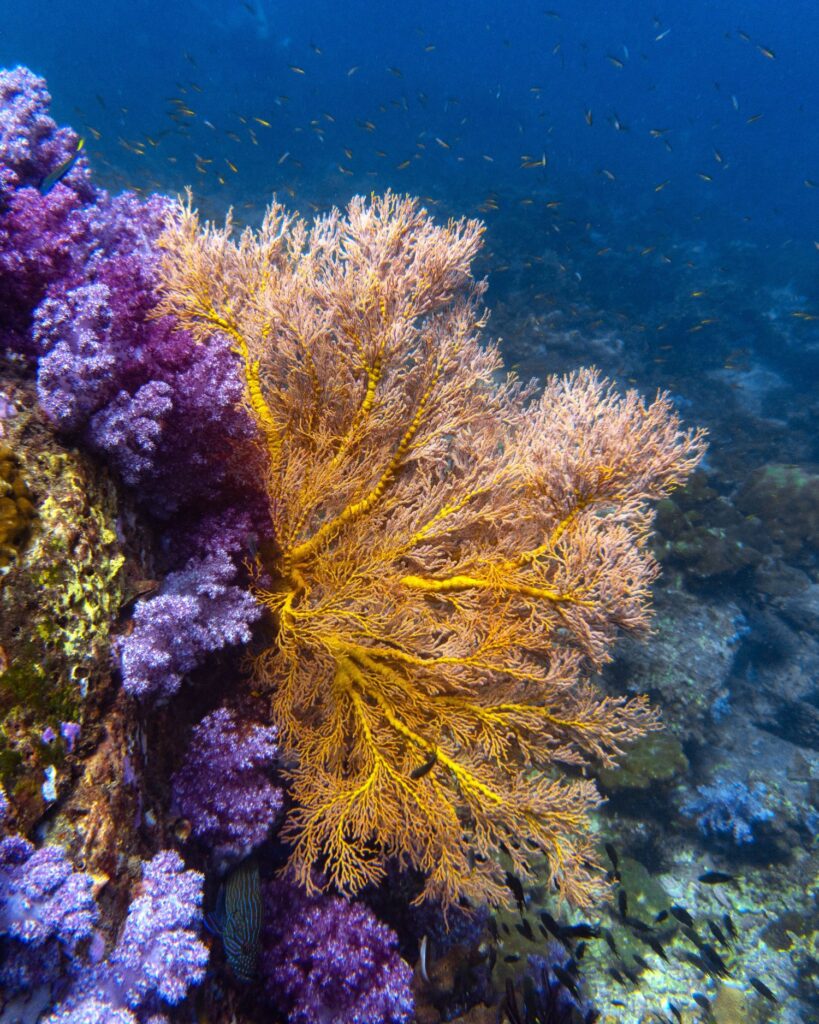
<box><xmin>0</xmin><ymin>65</ymin><xmax>704</xmax><ymax>1021</ymax></box>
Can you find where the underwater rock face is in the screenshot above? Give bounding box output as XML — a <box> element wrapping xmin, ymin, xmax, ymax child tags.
<box><xmin>735</xmin><ymin>462</ymin><xmax>819</xmax><ymax>561</ymax></box>
<box><xmin>607</xmin><ymin>585</ymin><xmax>744</xmax><ymax>744</ymax></box>
<box><xmin>0</xmin><ymin>374</ymin><xmax>124</xmax><ymax>829</ymax></box>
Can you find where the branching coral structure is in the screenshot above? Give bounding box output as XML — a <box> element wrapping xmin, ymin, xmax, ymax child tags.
<box><xmin>155</xmin><ymin>191</ymin><xmax>706</xmax><ymax>910</ymax></box>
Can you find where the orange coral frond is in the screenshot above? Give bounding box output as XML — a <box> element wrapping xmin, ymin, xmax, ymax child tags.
<box><xmin>155</xmin><ymin>190</ymin><xmax>706</xmax><ymax>911</ymax></box>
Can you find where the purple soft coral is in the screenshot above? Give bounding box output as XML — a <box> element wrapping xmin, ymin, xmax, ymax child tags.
<box><xmin>118</xmin><ymin>550</ymin><xmax>260</xmax><ymax>703</ymax></box>
<box><xmin>0</xmin><ymin>835</ymin><xmax>98</xmax><ymax>951</ymax></box>
<box><xmin>260</xmin><ymin>879</ymin><xmax>414</xmax><ymax>1024</ymax></box>
<box><xmin>106</xmin><ymin>851</ymin><xmax>209</xmax><ymax>1009</ymax></box>
<box><xmin>172</xmin><ymin>708</ymin><xmax>282</xmax><ymax>862</ymax></box>
<box><xmin>0</xmin><ymin>66</ymin><xmax>92</xmax><ymax>194</ymax></box>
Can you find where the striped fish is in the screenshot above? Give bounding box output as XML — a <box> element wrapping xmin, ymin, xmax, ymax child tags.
<box><xmin>217</xmin><ymin>859</ymin><xmax>263</xmax><ymax>982</ymax></box>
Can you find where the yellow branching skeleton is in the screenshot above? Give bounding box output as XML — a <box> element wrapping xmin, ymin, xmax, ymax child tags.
<box><xmin>155</xmin><ymin>191</ymin><xmax>706</xmax><ymax>909</ymax></box>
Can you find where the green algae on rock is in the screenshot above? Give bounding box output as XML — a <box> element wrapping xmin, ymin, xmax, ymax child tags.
<box><xmin>0</xmin><ymin>389</ymin><xmax>124</xmax><ymax>829</ymax></box>
<box><xmin>598</xmin><ymin>731</ymin><xmax>689</xmax><ymax>792</ymax></box>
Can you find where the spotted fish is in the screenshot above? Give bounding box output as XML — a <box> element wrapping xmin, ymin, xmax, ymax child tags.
<box><xmin>214</xmin><ymin>859</ymin><xmax>263</xmax><ymax>982</ymax></box>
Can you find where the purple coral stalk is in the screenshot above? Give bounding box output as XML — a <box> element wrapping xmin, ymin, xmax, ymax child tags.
<box><xmin>260</xmin><ymin>879</ymin><xmax>414</xmax><ymax>1024</ymax></box>
<box><xmin>118</xmin><ymin>550</ymin><xmax>260</xmax><ymax>703</ymax></box>
<box><xmin>172</xmin><ymin>707</ymin><xmax>282</xmax><ymax>862</ymax></box>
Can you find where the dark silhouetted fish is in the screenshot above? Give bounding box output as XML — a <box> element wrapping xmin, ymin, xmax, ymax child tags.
<box><xmin>515</xmin><ymin>918</ymin><xmax>535</xmax><ymax>942</ymax></box>
<box><xmin>670</xmin><ymin>905</ymin><xmax>694</xmax><ymax>927</ymax></box>
<box><xmin>618</xmin><ymin>889</ymin><xmax>628</xmax><ymax>918</ymax></box>
<box><xmin>708</xmin><ymin>920</ymin><xmax>728</xmax><ymax>946</ymax></box>
<box><xmin>749</xmin><ymin>977</ymin><xmax>778</xmax><ymax>1002</ymax></box>
<box><xmin>562</xmin><ymin>922</ymin><xmax>600</xmax><ymax>939</ymax></box>
<box><xmin>693</xmin><ymin>993</ymin><xmax>710</xmax><ymax>1011</ymax></box>
<box><xmin>723</xmin><ymin>913</ymin><xmax>737</xmax><ymax>942</ymax></box>
<box><xmin>698</xmin><ymin>870</ymin><xmax>734</xmax><ymax>885</ymax></box>
<box><xmin>505</xmin><ymin>871</ymin><xmax>525</xmax><ymax>910</ymax></box>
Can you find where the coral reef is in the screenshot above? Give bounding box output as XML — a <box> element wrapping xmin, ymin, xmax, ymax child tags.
<box><xmin>260</xmin><ymin>877</ymin><xmax>414</xmax><ymax>1024</ymax></box>
<box><xmin>171</xmin><ymin>707</ymin><xmax>282</xmax><ymax>862</ymax></box>
<box><xmin>156</xmin><ymin>192</ymin><xmax>705</xmax><ymax>909</ymax></box>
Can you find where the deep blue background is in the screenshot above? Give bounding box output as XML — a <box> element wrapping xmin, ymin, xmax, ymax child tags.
<box><xmin>4</xmin><ymin>0</ymin><xmax>817</xmax><ymax>244</ymax></box>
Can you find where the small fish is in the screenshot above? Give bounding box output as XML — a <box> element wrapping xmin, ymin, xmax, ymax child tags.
<box><xmin>699</xmin><ymin>871</ymin><xmax>734</xmax><ymax>885</ymax></box>
<box><xmin>419</xmin><ymin>934</ymin><xmax>431</xmax><ymax>983</ymax></box>
<box><xmin>40</xmin><ymin>137</ymin><xmax>85</xmax><ymax>195</ymax></box>
<box><xmin>410</xmin><ymin>751</ymin><xmax>437</xmax><ymax>779</ymax></box>
<box><xmin>693</xmin><ymin>993</ymin><xmax>710</xmax><ymax>1011</ymax></box>
<box><xmin>289</xmin><ymin>64</ymin><xmax>306</xmax><ymax>74</ymax></box>
<box><xmin>670</xmin><ymin>905</ymin><xmax>694</xmax><ymax>927</ymax></box>
<box><xmin>575</xmin><ymin>941</ymin><xmax>587</xmax><ymax>960</ymax></box>
<box><xmin>668</xmin><ymin>1003</ymin><xmax>683</xmax><ymax>1024</ymax></box>
<box><xmin>515</xmin><ymin>918</ymin><xmax>535</xmax><ymax>942</ymax></box>
<box><xmin>347</xmin><ymin>65</ymin><xmax>360</xmax><ymax>75</ymax></box>
<box><xmin>701</xmin><ymin>943</ymin><xmax>730</xmax><ymax>978</ymax></box>
<box><xmin>746</xmin><ymin>113</ymin><xmax>764</xmax><ymax>123</ymax></box>
<box><xmin>655</xmin><ymin>28</ymin><xmax>671</xmax><ymax>41</ymax></box>
<box><xmin>756</xmin><ymin>44</ymin><xmax>775</xmax><ymax>60</ymax></box>
<box><xmin>749</xmin><ymin>977</ymin><xmax>777</xmax><ymax>1002</ymax></box>
<box><xmin>608</xmin><ymin>967</ymin><xmax>627</xmax><ymax>987</ymax></box>
<box><xmin>602</xmin><ymin>929</ymin><xmax>619</xmax><ymax>956</ymax></box>
<box><xmin>505</xmin><ymin>872</ymin><xmax>525</xmax><ymax>910</ymax></box>
<box><xmin>553</xmin><ymin>965</ymin><xmax>580</xmax><ymax>997</ymax></box>
<box><xmin>655</xmin><ymin>910</ymin><xmax>669</xmax><ymax>924</ymax></box>
<box><xmin>504</xmin><ymin>953</ymin><xmax>521</xmax><ymax>963</ymax></box>
<box><xmin>633</xmin><ymin>954</ymin><xmax>651</xmax><ymax>971</ymax></box>
<box><xmin>722</xmin><ymin>913</ymin><xmax>737</xmax><ymax>942</ymax></box>
<box><xmin>604</xmin><ymin>843</ymin><xmax>619</xmax><ymax>872</ymax></box>
<box><xmin>562</xmin><ymin>922</ymin><xmax>599</xmax><ymax>939</ymax></box>
<box><xmin>618</xmin><ymin>889</ymin><xmax>628</xmax><ymax>919</ymax></box>
<box><xmin>708</xmin><ymin>920</ymin><xmax>728</xmax><ymax>946</ymax></box>
<box><xmin>626</xmin><ymin>916</ymin><xmax>651</xmax><ymax>933</ymax></box>
<box><xmin>643</xmin><ymin>936</ymin><xmax>669</xmax><ymax>962</ymax></box>
<box><xmin>607</xmin><ymin>54</ymin><xmax>625</xmax><ymax>68</ymax></box>
<box><xmin>654</xmin><ymin>179</ymin><xmax>670</xmax><ymax>192</ymax></box>
<box><xmin>540</xmin><ymin>910</ymin><xmax>565</xmax><ymax>942</ymax></box>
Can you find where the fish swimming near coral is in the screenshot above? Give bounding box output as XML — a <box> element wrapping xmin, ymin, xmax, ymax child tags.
<box><xmin>39</xmin><ymin>137</ymin><xmax>84</xmax><ymax>195</ymax></box>
<box><xmin>211</xmin><ymin>859</ymin><xmax>263</xmax><ymax>982</ymax></box>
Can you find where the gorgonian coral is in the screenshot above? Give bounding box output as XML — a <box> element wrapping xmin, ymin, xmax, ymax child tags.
<box><xmin>155</xmin><ymin>192</ymin><xmax>706</xmax><ymax>910</ymax></box>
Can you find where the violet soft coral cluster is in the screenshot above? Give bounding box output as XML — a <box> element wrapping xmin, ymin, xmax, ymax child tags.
<box><xmin>682</xmin><ymin>776</ymin><xmax>774</xmax><ymax>845</ymax></box>
<box><xmin>46</xmin><ymin>851</ymin><xmax>208</xmax><ymax>1024</ymax></box>
<box><xmin>1</xmin><ymin>65</ymin><xmax>261</xmax><ymax>529</ymax></box>
<box><xmin>171</xmin><ymin>707</ymin><xmax>282</xmax><ymax>861</ymax></box>
<box><xmin>0</xmin><ymin>835</ymin><xmax>98</xmax><ymax>952</ymax></box>
<box><xmin>260</xmin><ymin>878</ymin><xmax>414</xmax><ymax>1024</ymax></box>
<box><xmin>118</xmin><ymin>551</ymin><xmax>261</xmax><ymax>703</ymax></box>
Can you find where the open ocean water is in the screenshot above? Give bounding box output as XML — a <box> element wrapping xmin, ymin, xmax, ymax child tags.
<box><xmin>1</xmin><ymin>2</ymin><xmax>818</xmax><ymax>1023</ymax></box>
